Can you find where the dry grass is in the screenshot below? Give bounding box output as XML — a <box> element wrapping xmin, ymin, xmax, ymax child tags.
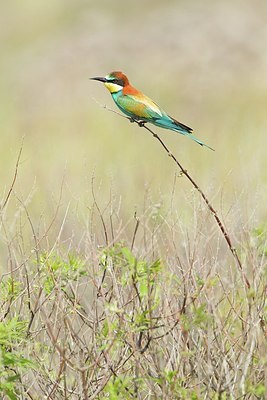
<box><xmin>0</xmin><ymin>166</ymin><xmax>266</xmax><ymax>399</ymax></box>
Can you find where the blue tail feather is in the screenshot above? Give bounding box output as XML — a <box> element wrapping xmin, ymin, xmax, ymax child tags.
<box><xmin>153</xmin><ymin>116</ymin><xmax>214</xmax><ymax>151</ymax></box>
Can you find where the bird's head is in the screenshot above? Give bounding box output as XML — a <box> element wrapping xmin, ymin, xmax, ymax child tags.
<box><xmin>91</xmin><ymin>71</ymin><xmax>129</xmax><ymax>93</ymax></box>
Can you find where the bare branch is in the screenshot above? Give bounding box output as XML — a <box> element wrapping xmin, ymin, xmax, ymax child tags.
<box><xmin>99</xmin><ymin>102</ymin><xmax>250</xmax><ymax>289</ymax></box>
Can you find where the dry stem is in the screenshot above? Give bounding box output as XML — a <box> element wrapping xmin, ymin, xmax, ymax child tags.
<box><xmin>99</xmin><ymin>103</ymin><xmax>250</xmax><ymax>289</ymax></box>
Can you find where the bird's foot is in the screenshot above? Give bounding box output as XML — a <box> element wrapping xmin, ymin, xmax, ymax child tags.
<box><xmin>128</xmin><ymin>118</ymin><xmax>147</xmax><ymax>127</ymax></box>
<box><xmin>137</xmin><ymin>120</ymin><xmax>147</xmax><ymax>127</ymax></box>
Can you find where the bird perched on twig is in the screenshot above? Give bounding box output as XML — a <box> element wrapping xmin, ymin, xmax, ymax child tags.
<box><xmin>91</xmin><ymin>71</ymin><xmax>214</xmax><ymax>151</ymax></box>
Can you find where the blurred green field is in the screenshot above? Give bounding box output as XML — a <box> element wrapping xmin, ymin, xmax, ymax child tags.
<box><xmin>0</xmin><ymin>2</ymin><xmax>266</xmax><ymax>398</ymax></box>
<box><xmin>1</xmin><ymin>0</ymin><xmax>267</xmax><ymax>228</ymax></box>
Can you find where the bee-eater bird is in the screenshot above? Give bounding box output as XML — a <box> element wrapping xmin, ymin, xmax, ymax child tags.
<box><xmin>91</xmin><ymin>71</ymin><xmax>214</xmax><ymax>150</ymax></box>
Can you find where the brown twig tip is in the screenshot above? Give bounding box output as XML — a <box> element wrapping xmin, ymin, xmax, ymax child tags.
<box><xmin>97</xmin><ymin>102</ymin><xmax>250</xmax><ymax>290</ymax></box>
<box><xmin>1</xmin><ymin>136</ymin><xmax>25</xmax><ymax>210</ymax></box>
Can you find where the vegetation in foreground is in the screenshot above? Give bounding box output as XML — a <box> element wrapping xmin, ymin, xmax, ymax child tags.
<box><xmin>0</xmin><ymin>192</ymin><xmax>266</xmax><ymax>400</ymax></box>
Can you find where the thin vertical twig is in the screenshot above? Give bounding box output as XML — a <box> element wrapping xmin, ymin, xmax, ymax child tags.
<box><xmin>91</xmin><ymin>175</ymin><xmax>109</xmax><ymax>246</ymax></box>
<box><xmin>1</xmin><ymin>137</ymin><xmax>24</xmax><ymax>210</ymax></box>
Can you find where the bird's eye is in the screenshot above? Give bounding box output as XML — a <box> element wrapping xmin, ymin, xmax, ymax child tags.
<box><xmin>112</xmin><ymin>78</ymin><xmax>123</xmax><ymax>86</ymax></box>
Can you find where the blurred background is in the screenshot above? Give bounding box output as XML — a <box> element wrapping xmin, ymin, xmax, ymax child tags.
<box><xmin>1</xmin><ymin>0</ymin><xmax>267</xmax><ymax>248</ymax></box>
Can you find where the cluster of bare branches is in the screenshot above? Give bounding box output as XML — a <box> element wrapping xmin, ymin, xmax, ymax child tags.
<box><xmin>0</xmin><ymin>155</ymin><xmax>266</xmax><ymax>398</ymax></box>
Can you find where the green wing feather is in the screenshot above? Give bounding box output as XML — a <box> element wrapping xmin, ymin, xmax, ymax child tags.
<box><xmin>115</xmin><ymin>93</ymin><xmax>164</xmax><ymax>120</ymax></box>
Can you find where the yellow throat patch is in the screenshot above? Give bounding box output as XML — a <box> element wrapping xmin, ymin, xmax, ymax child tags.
<box><xmin>104</xmin><ymin>82</ymin><xmax>123</xmax><ymax>93</ymax></box>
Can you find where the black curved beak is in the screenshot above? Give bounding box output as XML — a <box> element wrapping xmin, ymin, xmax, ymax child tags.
<box><xmin>90</xmin><ymin>76</ymin><xmax>107</xmax><ymax>83</ymax></box>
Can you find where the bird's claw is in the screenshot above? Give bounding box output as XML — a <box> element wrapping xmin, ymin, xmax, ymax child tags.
<box><xmin>128</xmin><ymin>118</ymin><xmax>147</xmax><ymax>127</ymax></box>
<box><xmin>138</xmin><ymin>121</ymin><xmax>147</xmax><ymax>127</ymax></box>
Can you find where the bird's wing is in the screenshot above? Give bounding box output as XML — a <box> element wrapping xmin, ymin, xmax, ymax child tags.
<box><xmin>117</xmin><ymin>94</ymin><xmax>164</xmax><ymax>120</ymax></box>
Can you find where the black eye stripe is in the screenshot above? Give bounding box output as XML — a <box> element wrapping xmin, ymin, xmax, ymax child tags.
<box><xmin>111</xmin><ymin>78</ymin><xmax>124</xmax><ymax>86</ymax></box>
